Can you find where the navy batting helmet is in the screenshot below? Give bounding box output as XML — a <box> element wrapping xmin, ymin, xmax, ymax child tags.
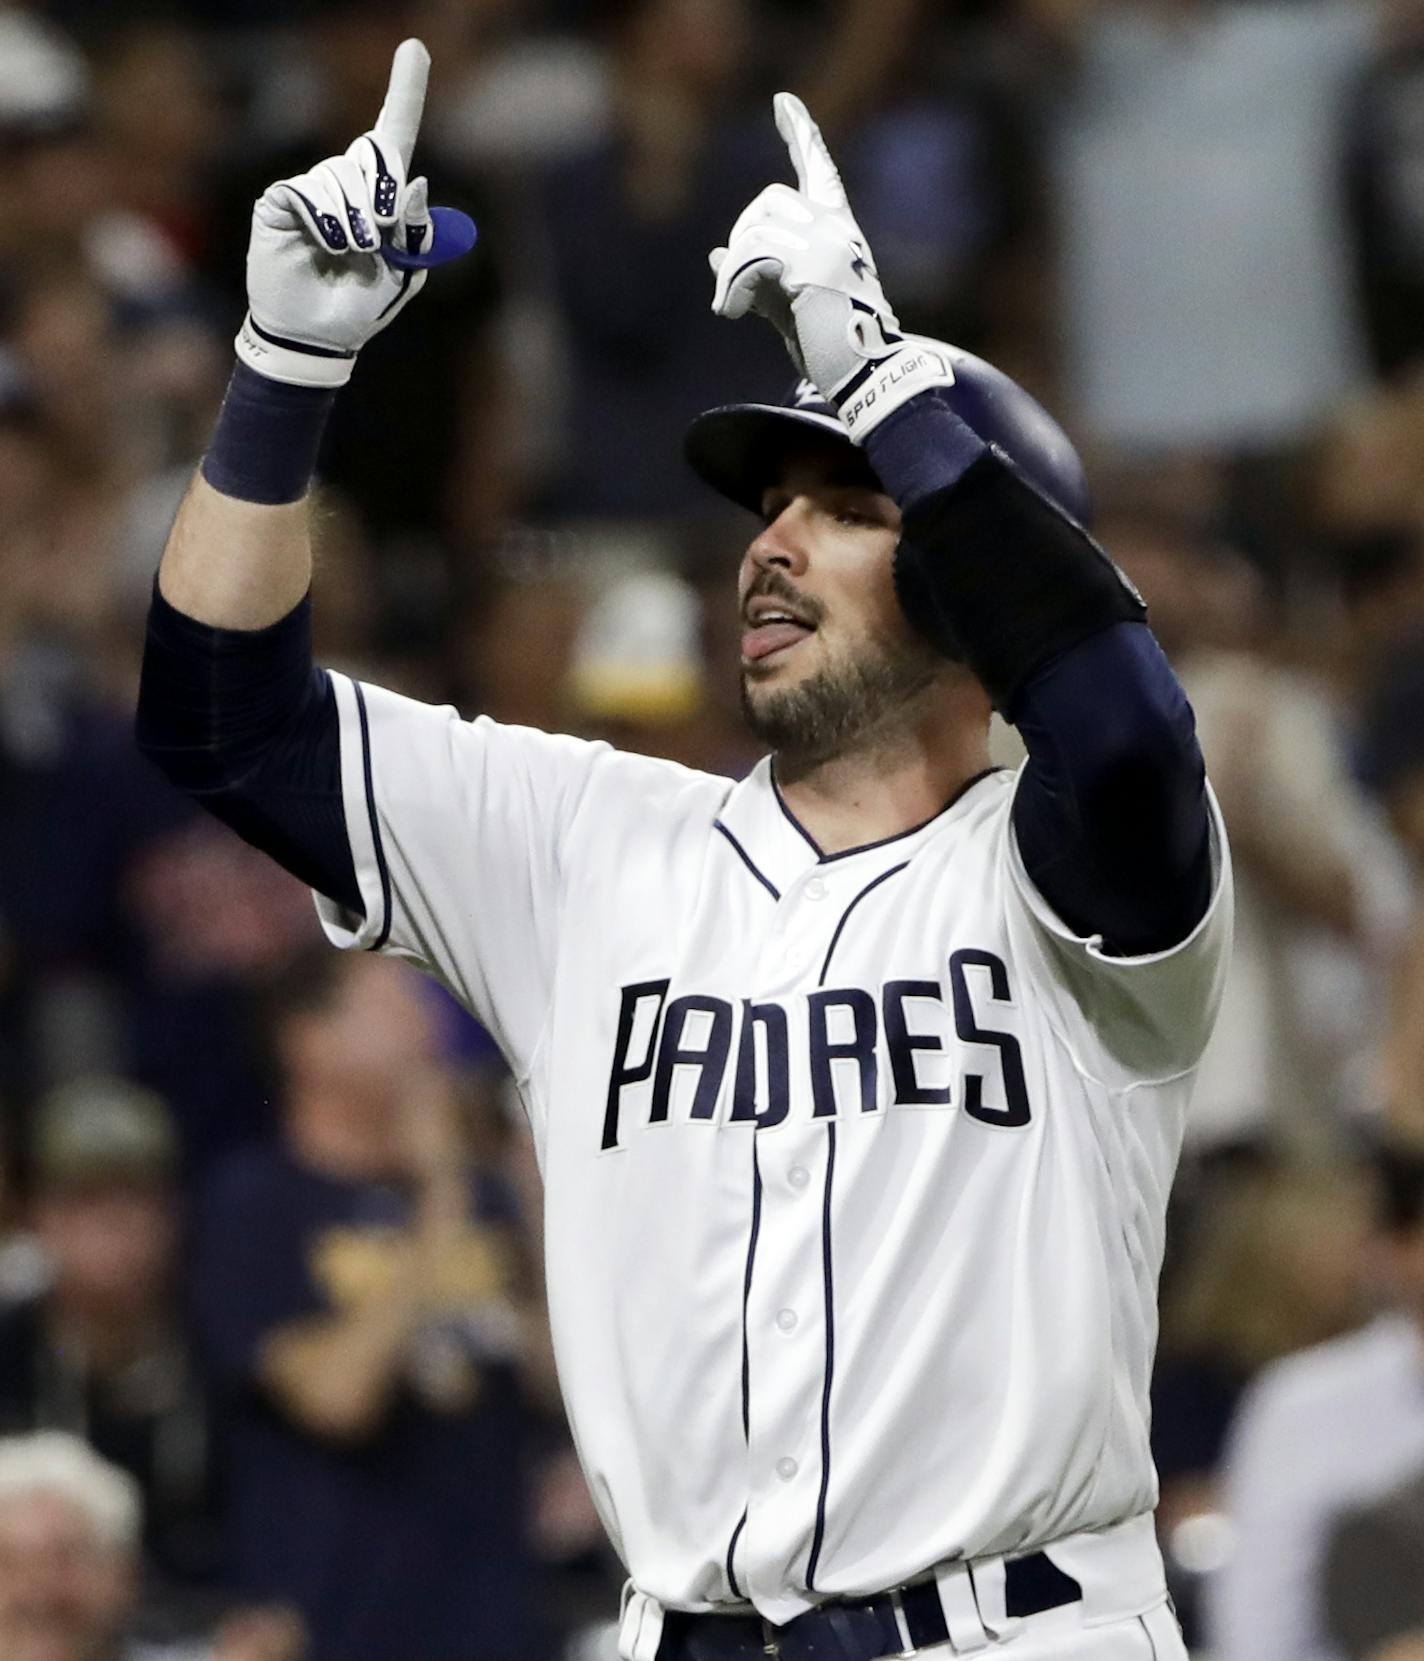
<box><xmin>684</xmin><ymin>341</ymin><xmax>1092</xmax><ymax>528</ymax></box>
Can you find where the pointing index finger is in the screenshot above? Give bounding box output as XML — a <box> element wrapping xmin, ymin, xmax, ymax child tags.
<box><xmin>773</xmin><ymin>92</ymin><xmax>847</xmax><ymax>209</ymax></box>
<box><xmin>374</xmin><ymin>38</ymin><xmax>430</xmax><ymax>174</ymax></box>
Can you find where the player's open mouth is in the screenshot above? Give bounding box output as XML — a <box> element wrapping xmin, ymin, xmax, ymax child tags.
<box><xmin>741</xmin><ymin>601</ymin><xmax>817</xmax><ymax>663</ymax></box>
<box><xmin>742</xmin><ymin>621</ymin><xmax>814</xmax><ymax>662</ymax></box>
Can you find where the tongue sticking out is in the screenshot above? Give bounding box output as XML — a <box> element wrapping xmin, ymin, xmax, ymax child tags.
<box><xmin>742</xmin><ymin>621</ymin><xmax>813</xmax><ymax>662</ymax></box>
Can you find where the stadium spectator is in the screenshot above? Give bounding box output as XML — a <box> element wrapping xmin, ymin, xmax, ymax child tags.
<box><xmin>1315</xmin><ymin>374</ymin><xmax>1424</xmax><ymax>538</ymax></box>
<box><xmin>1206</xmin><ymin>1138</ymin><xmax>1424</xmax><ymax>1661</ymax></box>
<box><xmin>1329</xmin><ymin>531</ymin><xmax>1424</xmax><ymax>721</ymax></box>
<box><xmin>1324</xmin><ymin>1458</ymin><xmax>1424</xmax><ymax>1661</ymax></box>
<box><xmin>90</xmin><ymin>22</ymin><xmax>223</xmax><ymax>282</ymax></box>
<box><xmin>1345</xmin><ymin>4</ymin><xmax>1424</xmax><ymax>376</ymax></box>
<box><xmin>450</xmin><ymin>552</ymin><xmax>587</xmax><ymax>732</ymax></box>
<box><xmin>0</xmin><ymin>8</ymin><xmax>202</xmax><ymax>342</ymax></box>
<box><xmin>1151</xmin><ymin>1156</ymin><xmax>1375</xmax><ymax>1644</ymax></box>
<box><xmin>535</xmin><ymin>0</ymin><xmax>788</xmax><ymax>518</ymax></box>
<box><xmin>0</xmin><ymin>453</ymin><xmax>313</xmax><ymax>1169</ymax></box>
<box><xmin>1028</xmin><ymin>0</ymin><xmax>1381</xmax><ymax>456</ymax></box>
<box><xmin>0</xmin><ymin>563</ymin><xmax>162</xmax><ymax>1112</ymax></box>
<box><xmin>565</xmin><ymin>566</ymin><xmax>714</xmax><ymax>766</ymax></box>
<box><xmin>0</xmin><ymin>1079</ymin><xmax>221</xmax><ymax>1618</ymax></box>
<box><xmin>192</xmin><ymin>949</ymin><xmax>548</xmax><ymax>1661</ymax></box>
<box><xmin>0</xmin><ymin>6</ymin><xmax>87</xmax><ymax>149</ymax></box>
<box><xmin>1368</xmin><ymin>1644</ymin><xmax>1424</xmax><ymax>1661</ymax></box>
<box><xmin>429</xmin><ymin>0</ymin><xmax>611</xmax><ymax>175</ymax></box>
<box><xmin>810</xmin><ymin>2</ymin><xmax>1043</xmax><ymax>368</ymax></box>
<box><xmin>5</xmin><ymin>263</ymin><xmax>150</xmax><ymax>657</ymax></box>
<box><xmin>1356</xmin><ymin>638</ymin><xmax>1424</xmax><ymax>1144</ymax></box>
<box><xmin>1107</xmin><ymin>509</ymin><xmax>1399</xmax><ymax>1151</ymax></box>
<box><xmin>0</xmin><ymin>1430</ymin><xmax>302</xmax><ymax>1661</ymax></box>
<box><xmin>1154</xmin><ymin>1157</ymin><xmax>1375</xmax><ymax>1520</ymax></box>
<box><xmin>0</xmin><ymin>1119</ymin><xmax>45</xmax><ymax>1305</ymax></box>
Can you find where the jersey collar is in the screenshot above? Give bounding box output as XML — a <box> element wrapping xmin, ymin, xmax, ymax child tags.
<box><xmin>714</xmin><ymin>757</ymin><xmax>1004</xmax><ymax>895</ymax></box>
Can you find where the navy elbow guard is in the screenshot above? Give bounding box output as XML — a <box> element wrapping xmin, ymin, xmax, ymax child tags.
<box><xmin>894</xmin><ymin>451</ymin><xmax>1147</xmax><ymax>717</ymax></box>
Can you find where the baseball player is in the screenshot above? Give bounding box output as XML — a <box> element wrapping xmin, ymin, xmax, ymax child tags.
<box><xmin>137</xmin><ymin>39</ymin><xmax>1231</xmax><ymax>1661</ymax></box>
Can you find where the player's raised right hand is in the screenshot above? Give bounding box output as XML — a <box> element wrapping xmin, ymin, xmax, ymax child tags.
<box><xmin>236</xmin><ymin>39</ymin><xmax>475</xmax><ymax>390</ymax></box>
<box><xmin>710</xmin><ymin>94</ymin><xmax>954</xmax><ymax>443</ymax></box>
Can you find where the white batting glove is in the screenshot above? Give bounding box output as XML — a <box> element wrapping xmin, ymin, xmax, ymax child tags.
<box><xmin>710</xmin><ymin>94</ymin><xmax>956</xmax><ymax>442</ymax></box>
<box><xmin>237</xmin><ymin>39</ymin><xmax>440</xmax><ymax>389</ymax></box>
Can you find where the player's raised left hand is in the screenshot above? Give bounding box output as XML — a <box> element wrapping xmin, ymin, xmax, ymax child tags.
<box><xmin>710</xmin><ymin>94</ymin><xmax>956</xmax><ymax>442</ymax></box>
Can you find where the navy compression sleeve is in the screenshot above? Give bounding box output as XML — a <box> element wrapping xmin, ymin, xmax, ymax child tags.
<box><xmin>865</xmin><ymin>395</ymin><xmax>1211</xmax><ymax>955</ymax></box>
<box><xmin>135</xmin><ymin>586</ymin><xmax>360</xmax><ymax>914</ymax></box>
<box><xmin>1010</xmin><ymin>624</ymin><xmax>1211</xmax><ymax>954</ymax></box>
<box><xmin>866</xmin><ymin>393</ymin><xmax>1146</xmax><ymax>712</ymax></box>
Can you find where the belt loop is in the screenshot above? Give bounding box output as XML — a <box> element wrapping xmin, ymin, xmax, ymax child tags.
<box><xmin>933</xmin><ymin>1562</ymin><xmax>991</xmax><ymax>1654</ymax></box>
<box><xmin>968</xmin><ymin>1557</ymin><xmax>1007</xmax><ymax>1637</ymax></box>
<box><xmin>618</xmin><ymin>1583</ymin><xmax>666</xmax><ymax>1661</ymax></box>
<box><xmin>888</xmin><ymin>1589</ymin><xmax>914</xmax><ymax>1654</ymax></box>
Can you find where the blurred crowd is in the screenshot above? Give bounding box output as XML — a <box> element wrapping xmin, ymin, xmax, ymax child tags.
<box><xmin>4</xmin><ymin>0</ymin><xmax>1424</xmax><ymax>1657</ymax></box>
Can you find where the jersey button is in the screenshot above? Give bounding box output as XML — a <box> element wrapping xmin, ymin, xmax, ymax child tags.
<box><xmin>804</xmin><ymin>876</ymin><xmax>828</xmax><ymax>901</ymax></box>
<box><xmin>787</xmin><ymin>1165</ymin><xmax>810</xmax><ymax>1190</ymax></box>
<box><xmin>785</xmin><ymin>943</ymin><xmax>810</xmax><ymax>968</ymax></box>
<box><xmin>776</xmin><ymin>1457</ymin><xmax>798</xmax><ymax>1481</ymax></box>
<box><xmin>776</xmin><ymin>1308</ymin><xmax>798</xmax><ymax>1333</ymax></box>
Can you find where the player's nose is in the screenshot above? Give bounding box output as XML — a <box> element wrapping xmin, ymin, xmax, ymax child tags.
<box><xmin>746</xmin><ymin>503</ymin><xmax>811</xmax><ymax>577</ymax></box>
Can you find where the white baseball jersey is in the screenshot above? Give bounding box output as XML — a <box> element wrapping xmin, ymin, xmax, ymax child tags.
<box><xmin>316</xmin><ymin>672</ymin><xmax>1232</xmax><ymax>1627</ymax></box>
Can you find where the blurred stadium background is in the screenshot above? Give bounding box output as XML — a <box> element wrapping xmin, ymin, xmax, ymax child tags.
<box><xmin>3</xmin><ymin>0</ymin><xmax>1424</xmax><ymax>1657</ymax></box>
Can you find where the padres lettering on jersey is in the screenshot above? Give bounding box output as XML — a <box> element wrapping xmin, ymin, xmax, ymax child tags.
<box><xmin>600</xmin><ymin>949</ymin><xmax>1030</xmax><ymax>1149</ymax></box>
<box><xmin>316</xmin><ymin>674</ymin><xmax>1232</xmax><ymax>1627</ymax></box>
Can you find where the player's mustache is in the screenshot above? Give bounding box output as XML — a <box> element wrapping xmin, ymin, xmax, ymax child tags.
<box><xmin>741</xmin><ymin>571</ymin><xmax>823</xmax><ymax>628</ymax></box>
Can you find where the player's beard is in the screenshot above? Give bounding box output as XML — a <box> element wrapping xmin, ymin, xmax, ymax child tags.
<box><xmin>740</xmin><ymin>630</ymin><xmax>942</xmax><ymax>770</ymax></box>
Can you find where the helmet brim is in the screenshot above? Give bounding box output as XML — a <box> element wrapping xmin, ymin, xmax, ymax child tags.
<box><xmin>686</xmin><ymin>343</ymin><xmax>1094</xmax><ymax>529</ymax></box>
<box><xmin>684</xmin><ymin>403</ymin><xmax>863</xmax><ymax>517</ymax></box>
